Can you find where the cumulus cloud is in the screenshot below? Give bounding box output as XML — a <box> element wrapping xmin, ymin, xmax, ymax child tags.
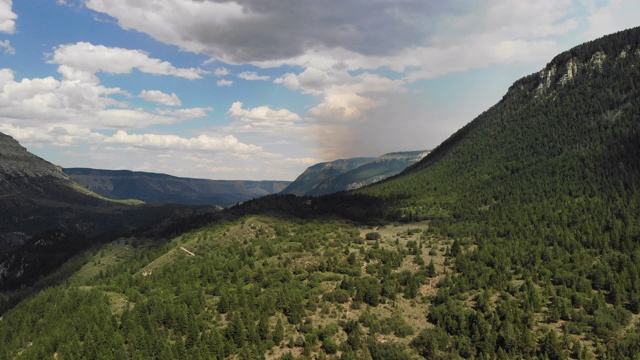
<box><xmin>214</xmin><ymin>67</ymin><xmax>230</xmax><ymax>76</ymax></box>
<box><xmin>139</xmin><ymin>89</ymin><xmax>181</xmax><ymax>106</ymax></box>
<box><xmin>277</xmin><ymin>68</ymin><xmax>406</xmax><ymax>95</ymax></box>
<box><xmin>275</xmin><ymin>67</ymin><xmax>331</xmax><ymax>95</ymax></box>
<box><xmin>49</xmin><ymin>42</ymin><xmax>206</xmax><ymax>80</ymax></box>
<box><xmin>0</xmin><ymin>67</ymin><xmax>210</xmax><ymax>131</ymax></box>
<box><xmin>238</xmin><ymin>71</ymin><xmax>270</xmax><ymax>81</ymax></box>
<box><xmin>0</xmin><ymin>0</ymin><xmax>16</xmax><ymax>34</ymax></box>
<box><xmin>227</xmin><ymin>101</ymin><xmax>301</xmax><ymax>130</ymax></box>
<box><xmin>105</xmin><ymin>130</ymin><xmax>262</xmax><ymax>154</ymax></box>
<box><xmin>274</xmin><ymin>67</ymin><xmax>405</xmax><ymax>121</ymax></box>
<box><xmin>217</xmin><ymin>79</ymin><xmax>233</xmax><ymax>86</ymax></box>
<box><xmin>307</xmin><ymin>93</ymin><xmax>377</xmax><ymax>122</ymax></box>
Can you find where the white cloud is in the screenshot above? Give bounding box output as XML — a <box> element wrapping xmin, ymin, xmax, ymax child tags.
<box><xmin>238</xmin><ymin>71</ymin><xmax>270</xmax><ymax>81</ymax></box>
<box><xmin>227</xmin><ymin>101</ymin><xmax>301</xmax><ymax>128</ymax></box>
<box><xmin>226</xmin><ymin>101</ymin><xmax>305</xmax><ymax>136</ymax></box>
<box><xmin>217</xmin><ymin>79</ymin><xmax>233</xmax><ymax>86</ymax></box>
<box><xmin>276</xmin><ymin>67</ymin><xmax>405</xmax><ymax>97</ymax></box>
<box><xmin>49</xmin><ymin>42</ymin><xmax>206</xmax><ymax>80</ymax></box>
<box><xmin>0</xmin><ymin>39</ymin><xmax>13</xmax><ymax>54</ymax></box>
<box><xmin>92</xmin><ymin>108</ymin><xmax>207</xmax><ymax>129</ymax></box>
<box><xmin>139</xmin><ymin>89</ymin><xmax>181</xmax><ymax>106</ymax></box>
<box><xmin>0</xmin><ymin>0</ymin><xmax>16</xmax><ymax>34</ymax></box>
<box><xmin>220</xmin><ymin>102</ymin><xmax>311</xmax><ymax>160</ymax></box>
<box><xmin>275</xmin><ymin>67</ymin><xmax>331</xmax><ymax>95</ymax></box>
<box><xmin>105</xmin><ymin>130</ymin><xmax>262</xmax><ymax>154</ymax></box>
<box><xmin>156</xmin><ymin>106</ymin><xmax>213</xmax><ymax>120</ymax></box>
<box><xmin>214</xmin><ymin>67</ymin><xmax>230</xmax><ymax>76</ymax></box>
<box><xmin>275</xmin><ymin>68</ymin><xmax>405</xmax><ymax>121</ymax></box>
<box><xmin>0</xmin><ymin>67</ymin><xmax>210</xmax><ymax>130</ymax></box>
<box><xmin>307</xmin><ymin>93</ymin><xmax>377</xmax><ymax>122</ymax></box>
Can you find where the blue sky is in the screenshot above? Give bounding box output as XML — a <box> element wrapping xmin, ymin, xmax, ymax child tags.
<box><xmin>0</xmin><ymin>0</ymin><xmax>638</xmax><ymax>180</ymax></box>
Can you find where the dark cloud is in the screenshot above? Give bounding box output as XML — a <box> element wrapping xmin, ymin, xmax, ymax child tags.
<box><xmin>88</xmin><ymin>0</ymin><xmax>446</xmax><ymax>63</ymax></box>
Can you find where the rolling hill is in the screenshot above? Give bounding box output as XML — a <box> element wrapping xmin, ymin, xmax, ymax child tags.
<box><xmin>2</xmin><ymin>27</ymin><xmax>640</xmax><ymax>359</ymax></box>
<box><xmin>63</xmin><ymin>168</ymin><xmax>290</xmax><ymax>207</ymax></box>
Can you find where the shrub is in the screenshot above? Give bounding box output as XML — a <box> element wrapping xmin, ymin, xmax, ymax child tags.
<box><xmin>323</xmin><ymin>289</ymin><xmax>351</xmax><ymax>304</ymax></box>
<box><xmin>322</xmin><ymin>337</ymin><xmax>339</xmax><ymax>354</ymax></box>
<box><xmin>365</xmin><ymin>232</ymin><xmax>381</xmax><ymax>241</ymax></box>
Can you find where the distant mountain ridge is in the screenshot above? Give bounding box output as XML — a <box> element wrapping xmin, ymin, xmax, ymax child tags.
<box><xmin>63</xmin><ymin>168</ymin><xmax>290</xmax><ymax>207</ymax></box>
<box><xmin>280</xmin><ymin>151</ymin><xmax>428</xmax><ymax>196</ymax></box>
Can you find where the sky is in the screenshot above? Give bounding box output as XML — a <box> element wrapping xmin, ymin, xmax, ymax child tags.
<box><xmin>0</xmin><ymin>1</ymin><xmax>638</xmax><ymax>181</ymax></box>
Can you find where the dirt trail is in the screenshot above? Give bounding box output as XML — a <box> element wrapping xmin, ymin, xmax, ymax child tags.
<box><xmin>180</xmin><ymin>246</ymin><xmax>195</xmax><ymax>256</ymax></box>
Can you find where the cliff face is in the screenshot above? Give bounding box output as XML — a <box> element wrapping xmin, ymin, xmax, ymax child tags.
<box><xmin>502</xmin><ymin>33</ymin><xmax>640</xmax><ymax>103</ymax></box>
<box><xmin>534</xmin><ymin>50</ymin><xmax>620</xmax><ymax>95</ymax></box>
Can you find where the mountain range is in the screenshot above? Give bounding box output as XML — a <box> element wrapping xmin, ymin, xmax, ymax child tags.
<box><xmin>1</xmin><ymin>27</ymin><xmax>640</xmax><ymax>359</ymax></box>
<box><xmin>63</xmin><ymin>168</ymin><xmax>291</xmax><ymax>207</ymax></box>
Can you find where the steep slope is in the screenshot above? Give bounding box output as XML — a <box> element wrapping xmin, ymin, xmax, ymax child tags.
<box><xmin>306</xmin><ymin>150</ymin><xmax>428</xmax><ymax>196</ymax></box>
<box><xmin>279</xmin><ymin>157</ymin><xmax>375</xmax><ymax>196</ymax></box>
<box><xmin>0</xmin><ymin>132</ymin><xmax>70</xmax><ymax>191</ymax></box>
<box><xmin>63</xmin><ymin>168</ymin><xmax>290</xmax><ymax>207</ymax></box>
<box><xmin>352</xmin><ymin>26</ymin><xmax>640</xmax><ymax>357</ymax></box>
<box><xmin>0</xmin><ymin>133</ymin><xmax>214</xmax><ymax>291</ymax></box>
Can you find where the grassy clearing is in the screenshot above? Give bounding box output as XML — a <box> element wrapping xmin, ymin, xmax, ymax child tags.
<box><xmin>69</xmin><ymin>181</ymin><xmax>144</xmax><ymax>205</ymax></box>
<box><xmin>68</xmin><ymin>239</ymin><xmax>134</xmax><ymax>285</ymax></box>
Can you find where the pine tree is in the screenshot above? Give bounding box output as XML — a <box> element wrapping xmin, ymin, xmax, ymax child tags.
<box><xmin>273</xmin><ymin>318</ymin><xmax>285</xmax><ymax>345</ymax></box>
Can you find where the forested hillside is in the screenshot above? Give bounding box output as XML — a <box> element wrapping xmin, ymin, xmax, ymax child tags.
<box><xmin>356</xmin><ymin>26</ymin><xmax>640</xmax><ymax>358</ymax></box>
<box><xmin>2</xmin><ymin>26</ymin><xmax>640</xmax><ymax>359</ymax></box>
<box><xmin>0</xmin><ymin>216</ymin><xmax>448</xmax><ymax>359</ymax></box>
